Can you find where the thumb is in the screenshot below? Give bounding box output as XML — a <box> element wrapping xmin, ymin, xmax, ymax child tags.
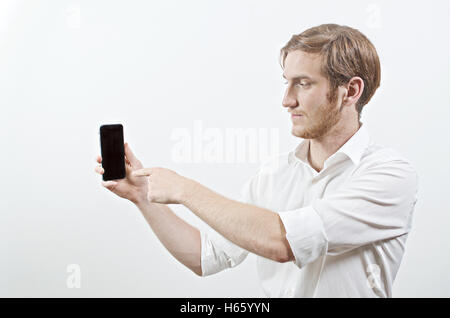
<box><xmin>124</xmin><ymin>142</ymin><xmax>142</xmax><ymax>168</ymax></box>
<box><xmin>102</xmin><ymin>180</ymin><xmax>118</xmax><ymax>191</ymax></box>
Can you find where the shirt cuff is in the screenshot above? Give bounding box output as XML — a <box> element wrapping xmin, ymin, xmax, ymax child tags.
<box><xmin>278</xmin><ymin>205</ymin><xmax>329</xmax><ymax>269</ymax></box>
<box><xmin>200</xmin><ymin>230</ymin><xmax>249</xmax><ymax>276</ymax></box>
<box><xmin>200</xmin><ymin>230</ymin><xmax>221</xmax><ymax>276</ymax></box>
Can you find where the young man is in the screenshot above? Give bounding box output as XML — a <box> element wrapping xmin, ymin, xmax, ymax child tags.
<box><xmin>95</xmin><ymin>24</ymin><xmax>418</xmax><ymax>297</ymax></box>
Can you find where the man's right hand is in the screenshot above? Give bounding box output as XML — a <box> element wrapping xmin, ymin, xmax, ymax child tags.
<box><xmin>94</xmin><ymin>142</ymin><xmax>148</xmax><ymax>205</ymax></box>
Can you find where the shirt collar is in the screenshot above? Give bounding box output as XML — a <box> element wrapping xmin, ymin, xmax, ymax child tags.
<box><xmin>288</xmin><ymin>123</ymin><xmax>372</xmax><ymax>168</ymax></box>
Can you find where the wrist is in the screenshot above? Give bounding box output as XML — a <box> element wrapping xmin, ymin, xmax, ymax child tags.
<box><xmin>134</xmin><ymin>196</ymin><xmax>150</xmax><ymax>210</ymax></box>
<box><xmin>179</xmin><ymin>177</ymin><xmax>200</xmax><ymax>206</ymax></box>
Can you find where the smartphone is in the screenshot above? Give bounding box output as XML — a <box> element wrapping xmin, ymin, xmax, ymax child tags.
<box><xmin>99</xmin><ymin>124</ymin><xmax>126</xmax><ymax>181</ymax></box>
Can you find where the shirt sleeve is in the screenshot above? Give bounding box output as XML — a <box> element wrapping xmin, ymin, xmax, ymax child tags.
<box><xmin>278</xmin><ymin>159</ymin><xmax>419</xmax><ymax>269</ymax></box>
<box><xmin>199</xmin><ymin>174</ymin><xmax>258</xmax><ymax>276</ymax></box>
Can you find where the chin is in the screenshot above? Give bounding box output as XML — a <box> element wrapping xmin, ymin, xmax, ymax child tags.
<box><xmin>291</xmin><ymin>126</ymin><xmax>305</xmax><ymax>138</ymax></box>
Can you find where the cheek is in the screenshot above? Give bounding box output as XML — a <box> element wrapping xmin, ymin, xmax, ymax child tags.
<box><xmin>298</xmin><ymin>91</ymin><xmax>320</xmax><ymax>113</ymax></box>
<box><xmin>303</xmin><ymin>88</ymin><xmax>329</xmax><ymax>111</ymax></box>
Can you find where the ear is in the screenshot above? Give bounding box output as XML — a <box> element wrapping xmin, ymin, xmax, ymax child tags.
<box><xmin>342</xmin><ymin>76</ymin><xmax>364</xmax><ymax>106</ymax></box>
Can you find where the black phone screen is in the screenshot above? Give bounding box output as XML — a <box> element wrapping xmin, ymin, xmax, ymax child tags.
<box><xmin>99</xmin><ymin>124</ymin><xmax>126</xmax><ymax>181</ymax></box>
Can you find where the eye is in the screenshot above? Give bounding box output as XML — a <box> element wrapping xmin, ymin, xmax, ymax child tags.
<box><xmin>283</xmin><ymin>81</ymin><xmax>310</xmax><ymax>87</ymax></box>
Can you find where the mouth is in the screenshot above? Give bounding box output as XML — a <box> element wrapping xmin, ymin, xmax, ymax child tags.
<box><xmin>291</xmin><ymin>114</ymin><xmax>303</xmax><ymax>117</ymax></box>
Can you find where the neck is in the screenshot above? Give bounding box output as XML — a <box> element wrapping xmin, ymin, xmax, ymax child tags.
<box><xmin>308</xmin><ymin>120</ymin><xmax>361</xmax><ymax>172</ymax></box>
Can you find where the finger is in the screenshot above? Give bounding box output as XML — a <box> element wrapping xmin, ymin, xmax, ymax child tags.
<box><xmin>94</xmin><ymin>165</ymin><xmax>104</xmax><ymax>174</ymax></box>
<box><xmin>102</xmin><ymin>180</ymin><xmax>117</xmax><ymax>190</ymax></box>
<box><xmin>96</xmin><ymin>155</ymin><xmax>102</xmax><ymax>163</ymax></box>
<box><xmin>132</xmin><ymin>168</ymin><xmax>152</xmax><ymax>177</ymax></box>
<box><xmin>124</xmin><ymin>142</ymin><xmax>142</xmax><ymax>168</ymax></box>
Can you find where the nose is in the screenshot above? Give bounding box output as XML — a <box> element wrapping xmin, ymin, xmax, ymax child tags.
<box><xmin>282</xmin><ymin>88</ymin><xmax>298</xmax><ymax>109</ymax></box>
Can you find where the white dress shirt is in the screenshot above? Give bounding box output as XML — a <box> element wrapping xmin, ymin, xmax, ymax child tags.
<box><xmin>200</xmin><ymin>123</ymin><xmax>419</xmax><ymax>297</ymax></box>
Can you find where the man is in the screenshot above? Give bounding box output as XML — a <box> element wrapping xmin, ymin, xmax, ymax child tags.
<box><xmin>94</xmin><ymin>24</ymin><xmax>418</xmax><ymax>297</ymax></box>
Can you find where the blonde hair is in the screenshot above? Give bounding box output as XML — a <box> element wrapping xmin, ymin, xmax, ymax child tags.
<box><xmin>279</xmin><ymin>24</ymin><xmax>381</xmax><ymax>122</ymax></box>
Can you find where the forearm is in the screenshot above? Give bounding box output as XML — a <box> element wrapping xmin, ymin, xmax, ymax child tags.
<box><xmin>135</xmin><ymin>200</ymin><xmax>202</xmax><ymax>276</ymax></box>
<box><xmin>181</xmin><ymin>180</ymin><xmax>293</xmax><ymax>263</ymax></box>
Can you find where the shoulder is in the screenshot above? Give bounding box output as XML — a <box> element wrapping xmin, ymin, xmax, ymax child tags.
<box><xmin>360</xmin><ymin>142</ymin><xmax>417</xmax><ymax>173</ymax></box>
<box><xmin>355</xmin><ymin>142</ymin><xmax>419</xmax><ymax>191</ymax></box>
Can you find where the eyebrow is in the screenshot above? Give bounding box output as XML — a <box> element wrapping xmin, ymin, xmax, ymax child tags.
<box><xmin>282</xmin><ymin>74</ymin><xmax>313</xmax><ymax>80</ymax></box>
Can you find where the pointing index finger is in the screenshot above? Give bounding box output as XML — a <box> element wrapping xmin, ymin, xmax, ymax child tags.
<box><xmin>132</xmin><ymin>168</ymin><xmax>152</xmax><ymax>177</ymax></box>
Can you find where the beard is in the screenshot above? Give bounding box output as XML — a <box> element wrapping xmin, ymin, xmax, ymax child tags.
<box><xmin>292</xmin><ymin>92</ymin><xmax>343</xmax><ymax>139</ymax></box>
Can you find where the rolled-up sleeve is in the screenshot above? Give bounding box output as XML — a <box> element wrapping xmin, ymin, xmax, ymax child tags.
<box><xmin>200</xmin><ymin>173</ymin><xmax>259</xmax><ymax>276</ymax></box>
<box><xmin>278</xmin><ymin>159</ymin><xmax>419</xmax><ymax>269</ymax></box>
<box><xmin>200</xmin><ymin>230</ymin><xmax>249</xmax><ymax>276</ymax></box>
<box><xmin>278</xmin><ymin>206</ymin><xmax>329</xmax><ymax>269</ymax></box>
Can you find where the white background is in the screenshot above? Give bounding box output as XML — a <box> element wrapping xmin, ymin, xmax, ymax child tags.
<box><xmin>1</xmin><ymin>0</ymin><xmax>449</xmax><ymax>297</ymax></box>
